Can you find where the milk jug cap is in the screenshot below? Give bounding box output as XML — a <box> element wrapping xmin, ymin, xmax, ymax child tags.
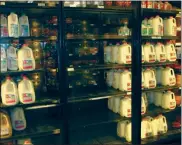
<box><xmin>22</xmin><ymin>75</ymin><xmax>28</xmax><ymax>80</ymax></box>
<box><xmin>6</xmin><ymin>76</ymin><xmax>11</xmax><ymax>80</ymax></box>
<box><xmin>22</xmin><ymin>44</ymin><xmax>28</xmax><ymax>47</ymax></box>
<box><xmin>169</xmin><ymin>16</ymin><xmax>173</xmax><ymax>19</ymax></box>
<box><xmin>146</xmin><ymin>42</ymin><xmax>150</xmax><ymax>45</ymax></box>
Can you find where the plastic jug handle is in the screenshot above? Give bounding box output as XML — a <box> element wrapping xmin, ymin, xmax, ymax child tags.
<box><xmin>173</xmin><ymin>18</ymin><xmax>176</xmax><ymax>23</ymax></box>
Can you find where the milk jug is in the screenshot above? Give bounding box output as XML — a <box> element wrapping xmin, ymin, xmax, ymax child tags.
<box><xmin>161</xmin><ymin>67</ymin><xmax>176</xmax><ymax>86</ymax></box>
<box><xmin>112</xmin><ymin>70</ymin><xmax>121</xmax><ymax>89</ymax></box>
<box><xmin>7</xmin><ymin>46</ymin><xmax>18</xmax><ymax>71</ymax></box>
<box><xmin>145</xmin><ymin>116</ymin><xmax>157</xmax><ymax>137</ymax></box>
<box><xmin>141</xmin><ymin>94</ymin><xmax>147</xmax><ymax>115</ymax></box>
<box><xmin>18</xmin><ymin>76</ymin><xmax>36</xmax><ymax>104</ymax></box>
<box><xmin>157</xmin><ymin>115</ymin><xmax>168</xmax><ymax>134</ymax></box>
<box><xmin>165</xmin><ymin>42</ymin><xmax>177</xmax><ymax>62</ymax></box>
<box><xmin>155</xmin><ymin>67</ymin><xmax>164</xmax><ymax>85</ymax></box>
<box><xmin>119</xmin><ymin>70</ymin><xmax>131</xmax><ymax>91</ymax></box>
<box><xmin>19</xmin><ymin>14</ymin><xmax>30</xmax><ymax>37</ymax></box>
<box><xmin>1</xmin><ymin>46</ymin><xmax>7</xmax><ymax>72</ymax></box>
<box><xmin>104</xmin><ymin>44</ymin><xmax>112</xmax><ymax>63</ymax></box>
<box><xmin>1</xmin><ymin>76</ymin><xmax>19</xmax><ymax>106</ymax></box>
<box><xmin>119</xmin><ymin>97</ymin><xmax>131</xmax><ymax>118</ymax></box>
<box><xmin>117</xmin><ymin>120</ymin><xmax>130</xmax><ymax>138</ymax></box>
<box><xmin>161</xmin><ymin>91</ymin><xmax>176</xmax><ymax>110</ymax></box>
<box><xmin>152</xmin><ymin>15</ymin><xmax>163</xmax><ymax>36</ymax></box>
<box><xmin>125</xmin><ymin>121</ymin><xmax>132</xmax><ymax>142</ymax></box>
<box><xmin>112</xmin><ymin>96</ymin><xmax>121</xmax><ymax>113</ymax></box>
<box><xmin>142</xmin><ymin>71</ymin><xmax>145</xmax><ymax>89</ymax></box>
<box><xmin>164</xmin><ymin>17</ymin><xmax>177</xmax><ymax>36</ymax></box>
<box><xmin>111</xmin><ymin>43</ymin><xmax>119</xmax><ymax>63</ymax></box>
<box><xmin>141</xmin><ymin>119</ymin><xmax>148</xmax><ymax>139</ymax></box>
<box><xmin>143</xmin><ymin>69</ymin><xmax>156</xmax><ymax>88</ymax></box>
<box><xmin>153</xmin><ymin>91</ymin><xmax>163</xmax><ymax>107</ymax></box>
<box><xmin>0</xmin><ymin>111</ymin><xmax>12</xmax><ymax>139</ymax></box>
<box><xmin>143</xmin><ymin>42</ymin><xmax>156</xmax><ymax>63</ymax></box>
<box><xmin>18</xmin><ymin>44</ymin><xmax>35</xmax><ymax>71</ymax></box>
<box><xmin>142</xmin><ymin>46</ymin><xmax>145</xmax><ymax>63</ymax></box>
<box><xmin>118</xmin><ymin>42</ymin><xmax>132</xmax><ymax>64</ymax></box>
<box><xmin>155</xmin><ymin>42</ymin><xmax>166</xmax><ymax>62</ymax></box>
<box><xmin>10</xmin><ymin>107</ymin><xmax>26</xmax><ymax>131</ymax></box>
<box><xmin>8</xmin><ymin>12</ymin><xmax>19</xmax><ymax>37</ymax></box>
<box><xmin>142</xmin><ymin>18</ymin><xmax>148</xmax><ymax>36</ymax></box>
<box><xmin>108</xmin><ymin>97</ymin><xmax>114</xmax><ymax>111</ymax></box>
<box><xmin>0</xmin><ymin>14</ymin><xmax>8</xmax><ymax>37</ymax></box>
<box><xmin>106</xmin><ymin>70</ymin><xmax>114</xmax><ymax>87</ymax></box>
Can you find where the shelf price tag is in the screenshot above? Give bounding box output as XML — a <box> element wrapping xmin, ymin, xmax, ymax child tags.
<box><xmin>0</xmin><ymin>2</ymin><xmax>5</xmax><ymax>5</ymax></box>
<box><xmin>89</xmin><ymin>96</ymin><xmax>111</xmax><ymax>101</ymax></box>
<box><xmin>67</xmin><ymin>67</ymin><xmax>74</xmax><ymax>72</ymax></box>
<box><xmin>127</xmin><ymin>92</ymin><xmax>132</xmax><ymax>95</ymax></box>
<box><xmin>53</xmin><ymin>129</ymin><xmax>60</xmax><ymax>134</ymax></box>
<box><xmin>38</xmin><ymin>3</ymin><xmax>45</xmax><ymax>7</ymax></box>
<box><xmin>151</xmin><ymin>36</ymin><xmax>161</xmax><ymax>39</ymax></box>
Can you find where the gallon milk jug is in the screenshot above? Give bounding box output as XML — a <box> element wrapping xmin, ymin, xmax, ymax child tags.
<box><xmin>143</xmin><ymin>42</ymin><xmax>156</xmax><ymax>63</ymax></box>
<box><xmin>0</xmin><ymin>14</ymin><xmax>8</xmax><ymax>37</ymax></box>
<box><xmin>0</xmin><ymin>111</ymin><xmax>12</xmax><ymax>139</ymax></box>
<box><xmin>1</xmin><ymin>76</ymin><xmax>19</xmax><ymax>106</ymax></box>
<box><xmin>161</xmin><ymin>67</ymin><xmax>176</xmax><ymax>86</ymax></box>
<box><xmin>108</xmin><ymin>97</ymin><xmax>114</xmax><ymax>111</ymax></box>
<box><xmin>164</xmin><ymin>17</ymin><xmax>177</xmax><ymax>36</ymax></box>
<box><xmin>141</xmin><ymin>93</ymin><xmax>147</xmax><ymax>115</ymax></box>
<box><xmin>143</xmin><ymin>69</ymin><xmax>157</xmax><ymax>89</ymax></box>
<box><xmin>165</xmin><ymin>42</ymin><xmax>177</xmax><ymax>62</ymax></box>
<box><xmin>141</xmin><ymin>119</ymin><xmax>148</xmax><ymax>139</ymax></box>
<box><xmin>19</xmin><ymin>14</ymin><xmax>30</xmax><ymax>37</ymax></box>
<box><xmin>7</xmin><ymin>46</ymin><xmax>18</xmax><ymax>71</ymax></box>
<box><xmin>112</xmin><ymin>96</ymin><xmax>121</xmax><ymax>113</ymax></box>
<box><xmin>111</xmin><ymin>43</ymin><xmax>119</xmax><ymax>63</ymax></box>
<box><xmin>161</xmin><ymin>91</ymin><xmax>176</xmax><ymax>110</ymax></box>
<box><xmin>157</xmin><ymin>115</ymin><xmax>168</xmax><ymax>134</ymax></box>
<box><xmin>104</xmin><ymin>44</ymin><xmax>112</xmax><ymax>63</ymax></box>
<box><xmin>155</xmin><ymin>42</ymin><xmax>166</xmax><ymax>62</ymax></box>
<box><xmin>10</xmin><ymin>107</ymin><xmax>26</xmax><ymax>131</ymax></box>
<box><xmin>145</xmin><ymin>116</ymin><xmax>157</xmax><ymax>137</ymax></box>
<box><xmin>118</xmin><ymin>42</ymin><xmax>132</xmax><ymax>64</ymax></box>
<box><xmin>119</xmin><ymin>97</ymin><xmax>131</xmax><ymax>118</ymax></box>
<box><xmin>117</xmin><ymin>120</ymin><xmax>130</xmax><ymax>138</ymax></box>
<box><xmin>8</xmin><ymin>12</ymin><xmax>19</xmax><ymax>37</ymax></box>
<box><xmin>142</xmin><ymin>71</ymin><xmax>145</xmax><ymax>89</ymax></box>
<box><xmin>152</xmin><ymin>15</ymin><xmax>163</xmax><ymax>36</ymax></box>
<box><xmin>153</xmin><ymin>91</ymin><xmax>163</xmax><ymax>107</ymax></box>
<box><xmin>119</xmin><ymin>70</ymin><xmax>131</xmax><ymax>91</ymax></box>
<box><xmin>1</xmin><ymin>46</ymin><xmax>7</xmax><ymax>72</ymax></box>
<box><xmin>112</xmin><ymin>70</ymin><xmax>121</xmax><ymax>89</ymax></box>
<box><xmin>125</xmin><ymin>121</ymin><xmax>132</xmax><ymax>142</ymax></box>
<box><xmin>18</xmin><ymin>44</ymin><xmax>35</xmax><ymax>71</ymax></box>
<box><xmin>18</xmin><ymin>76</ymin><xmax>36</xmax><ymax>104</ymax></box>
<box><xmin>155</xmin><ymin>67</ymin><xmax>164</xmax><ymax>85</ymax></box>
<box><xmin>106</xmin><ymin>70</ymin><xmax>114</xmax><ymax>87</ymax></box>
<box><xmin>142</xmin><ymin>46</ymin><xmax>145</xmax><ymax>63</ymax></box>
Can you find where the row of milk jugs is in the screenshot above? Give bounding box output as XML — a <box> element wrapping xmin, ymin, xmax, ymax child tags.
<box><xmin>104</xmin><ymin>41</ymin><xmax>177</xmax><ymax>64</ymax></box>
<box><xmin>142</xmin><ymin>15</ymin><xmax>177</xmax><ymax>36</ymax></box>
<box><xmin>108</xmin><ymin>94</ymin><xmax>147</xmax><ymax>118</ymax></box>
<box><xmin>117</xmin><ymin>115</ymin><xmax>168</xmax><ymax>142</ymax></box>
<box><xmin>1</xmin><ymin>44</ymin><xmax>35</xmax><ymax>72</ymax></box>
<box><xmin>106</xmin><ymin>67</ymin><xmax>176</xmax><ymax>91</ymax></box>
<box><xmin>1</xmin><ymin>76</ymin><xmax>35</xmax><ymax>106</ymax></box>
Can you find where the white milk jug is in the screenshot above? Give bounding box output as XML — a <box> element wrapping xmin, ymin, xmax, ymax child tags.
<box><xmin>143</xmin><ymin>69</ymin><xmax>157</xmax><ymax>89</ymax></box>
<box><xmin>108</xmin><ymin>97</ymin><xmax>114</xmax><ymax>111</ymax></box>
<box><xmin>18</xmin><ymin>44</ymin><xmax>35</xmax><ymax>71</ymax></box>
<box><xmin>161</xmin><ymin>67</ymin><xmax>176</xmax><ymax>86</ymax></box>
<box><xmin>119</xmin><ymin>70</ymin><xmax>131</xmax><ymax>91</ymax></box>
<box><xmin>155</xmin><ymin>67</ymin><xmax>164</xmax><ymax>85</ymax></box>
<box><xmin>112</xmin><ymin>96</ymin><xmax>122</xmax><ymax>113</ymax></box>
<box><xmin>157</xmin><ymin>115</ymin><xmax>168</xmax><ymax>134</ymax></box>
<box><xmin>117</xmin><ymin>120</ymin><xmax>130</xmax><ymax>138</ymax></box>
<box><xmin>141</xmin><ymin>93</ymin><xmax>147</xmax><ymax>115</ymax></box>
<box><xmin>161</xmin><ymin>91</ymin><xmax>176</xmax><ymax>110</ymax></box>
<box><xmin>142</xmin><ymin>71</ymin><xmax>145</xmax><ymax>89</ymax></box>
<box><xmin>1</xmin><ymin>46</ymin><xmax>7</xmax><ymax>72</ymax></box>
<box><xmin>152</xmin><ymin>15</ymin><xmax>163</xmax><ymax>36</ymax></box>
<box><xmin>111</xmin><ymin>43</ymin><xmax>120</xmax><ymax>63</ymax></box>
<box><xmin>8</xmin><ymin>12</ymin><xmax>19</xmax><ymax>37</ymax></box>
<box><xmin>0</xmin><ymin>14</ymin><xmax>8</xmax><ymax>37</ymax></box>
<box><xmin>106</xmin><ymin>70</ymin><xmax>114</xmax><ymax>87</ymax></box>
<box><xmin>1</xmin><ymin>77</ymin><xmax>19</xmax><ymax>106</ymax></box>
<box><xmin>112</xmin><ymin>70</ymin><xmax>121</xmax><ymax>89</ymax></box>
<box><xmin>125</xmin><ymin>121</ymin><xmax>132</xmax><ymax>142</ymax></box>
<box><xmin>142</xmin><ymin>46</ymin><xmax>145</xmax><ymax>63</ymax></box>
<box><xmin>119</xmin><ymin>97</ymin><xmax>131</xmax><ymax>118</ymax></box>
<box><xmin>165</xmin><ymin>42</ymin><xmax>177</xmax><ymax>62</ymax></box>
<box><xmin>118</xmin><ymin>42</ymin><xmax>132</xmax><ymax>64</ymax></box>
<box><xmin>145</xmin><ymin>116</ymin><xmax>158</xmax><ymax>137</ymax></box>
<box><xmin>153</xmin><ymin>91</ymin><xmax>163</xmax><ymax>107</ymax></box>
<box><xmin>143</xmin><ymin>42</ymin><xmax>156</xmax><ymax>63</ymax></box>
<box><xmin>7</xmin><ymin>46</ymin><xmax>18</xmax><ymax>71</ymax></box>
<box><xmin>141</xmin><ymin>119</ymin><xmax>148</xmax><ymax>139</ymax></box>
<box><xmin>19</xmin><ymin>14</ymin><xmax>30</xmax><ymax>37</ymax></box>
<box><xmin>104</xmin><ymin>44</ymin><xmax>112</xmax><ymax>63</ymax></box>
<box><xmin>164</xmin><ymin>17</ymin><xmax>177</xmax><ymax>36</ymax></box>
<box><xmin>18</xmin><ymin>76</ymin><xmax>36</xmax><ymax>104</ymax></box>
<box><xmin>155</xmin><ymin>42</ymin><xmax>166</xmax><ymax>62</ymax></box>
<box><xmin>10</xmin><ymin>107</ymin><xmax>26</xmax><ymax>131</ymax></box>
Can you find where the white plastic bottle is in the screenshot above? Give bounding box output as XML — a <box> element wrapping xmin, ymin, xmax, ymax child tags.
<box><xmin>112</xmin><ymin>70</ymin><xmax>121</xmax><ymax>89</ymax></box>
<box><xmin>161</xmin><ymin>67</ymin><xmax>176</xmax><ymax>86</ymax></box>
<box><xmin>164</xmin><ymin>16</ymin><xmax>177</xmax><ymax>36</ymax></box>
<box><xmin>112</xmin><ymin>96</ymin><xmax>121</xmax><ymax>113</ymax></box>
<box><xmin>142</xmin><ymin>46</ymin><xmax>145</xmax><ymax>63</ymax></box>
<box><xmin>10</xmin><ymin>107</ymin><xmax>26</xmax><ymax>131</ymax></box>
<box><xmin>0</xmin><ymin>14</ymin><xmax>8</xmax><ymax>37</ymax></box>
<box><xmin>161</xmin><ymin>91</ymin><xmax>176</xmax><ymax>110</ymax></box>
<box><xmin>117</xmin><ymin>120</ymin><xmax>130</xmax><ymax>138</ymax></box>
<box><xmin>104</xmin><ymin>44</ymin><xmax>112</xmax><ymax>63</ymax></box>
<box><xmin>154</xmin><ymin>42</ymin><xmax>166</xmax><ymax>62</ymax></box>
<box><xmin>108</xmin><ymin>97</ymin><xmax>114</xmax><ymax>111</ymax></box>
<box><xmin>7</xmin><ymin>46</ymin><xmax>18</xmax><ymax>71</ymax></box>
<box><xmin>119</xmin><ymin>97</ymin><xmax>131</xmax><ymax>118</ymax></box>
<box><xmin>143</xmin><ymin>69</ymin><xmax>157</xmax><ymax>89</ymax></box>
<box><xmin>125</xmin><ymin>121</ymin><xmax>132</xmax><ymax>142</ymax></box>
<box><xmin>1</xmin><ymin>76</ymin><xmax>19</xmax><ymax>106</ymax></box>
<box><xmin>1</xmin><ymin>46</ymin><xmax>7</xmax><ymax>72</ymax></box>
<box><xmin>165</xmin><ymin>42</ymin><xmax>177</xmax><ymax>62</ymax></box>
<box><xmin>19</xmin><ymin>14</ymin><xmax>30</xmax><ymax>37</ymax></box>
<box><xmin>18</xmin><ymin>75</ymin><xmax>36</xmax><ymax>104</ymax></box>
<box><xmin>111</xmin><ymin>43</ymin><xmax>120</xmax><ymax>63</ymax></box>
<box><xmin>143</xmin><ymin>42</ymin><xmax>156</xmax><ymax>63</ymax></box>
<box><xmin>8</xmin><ymin>12</ymin><xmax>19</xmax><ymax>37</ymax></box>
<box><xmin>141</xmin><ymin>93</ymin><xmax>147</xmax><ymax>115</ymax></box>
<box><xmin>119</xmin><ymin>70</ymin><xmax>131</xmax><ymax>91</ymax></box>
<box><xmin>18</xmin><ymin>44</ymin><xmax>35</xmax><ymax>71</ymax></box>
<box><xmin>106</xmin><ymin>70</ymin><xmax>114</xmax><ymax>87</ymax></box>
<box><xmin>152</xmin><ymin>15</ymin><xmax>163</xmax><ymax>36</ymax></box>
<box><xmin>157</xmin><ymin>115</ymin><xmax>168</xmax><ymax>134</ymax></box>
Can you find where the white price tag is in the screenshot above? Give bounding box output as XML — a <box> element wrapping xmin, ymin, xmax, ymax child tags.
<box><xmin>53</xmin><ymin>129</ymin><xmax>60</xmax><ymax>134</ymax></box>
<box><xmin>69</xmin><ymin>54</ymin><xmax>73</xmax><ymax>56</ymax></box>
<box><xmin>89</xmin><ymin>96</ymin><xmax>111</xmax><ymax>101</ymax></box>
<box><xmin>151</xmin><ymin>36</ymin><xmax>161</xmax><ymax>39</ymax></box>
<box><xmin>38</xmin><ymin>3</ymin><xmax>45</xmax><ymax>7</ymax></box>
<box><xmin>67</xmin><ymin>68</ymin><xmax>74</xmax><ymax>72</ymax></box>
